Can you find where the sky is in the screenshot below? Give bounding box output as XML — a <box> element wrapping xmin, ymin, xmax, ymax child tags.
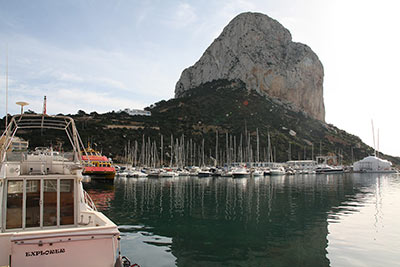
<box><xmin>0</xmin><ymin>0</ymin><xmax>399</xmax><ymax>157</ymax></box>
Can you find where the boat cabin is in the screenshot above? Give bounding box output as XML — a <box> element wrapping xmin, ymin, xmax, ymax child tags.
<box><xmin>0</xmin><ymin>114</ymin><xmax>122</xmax><ymax>267</ymax></box>
<box><xmin>86</xmin><ymin>161</ymin><xmax>113</xmax><ymax>168</ymax></box>
<box><xmin>0</xmin><ymin>116</ymin><xmax>83</xmax><ymax>233</ymax></box>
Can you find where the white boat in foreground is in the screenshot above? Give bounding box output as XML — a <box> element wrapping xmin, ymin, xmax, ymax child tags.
<box><xmin>0</xmin><ymin>114</ymin><xmax>130</xmax><ymax>267</ymax></box>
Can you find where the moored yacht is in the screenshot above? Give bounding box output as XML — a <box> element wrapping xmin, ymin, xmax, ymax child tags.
<box><xmin>251</xmin><ymin>168</ymin><xmax>264</xmax><ymax>177</ymax></box>
<box><xmin>0</xmin><ymin>114</ymin><xmax>129</xmax><ymax>267</ymax></box>
<box><xmin>81</xmin><ymin>145</ymin><xmax>116</xmax><ymax>180</ymax></box>
<box><xmin>159</xmin><ymin>168</ymin><xmax>178</xmax><ymax>177</ymax></box>
<box><xmin>232</xmin><ymin>166</ymin><xmax>250</xmax><ymax>178</ymax></box>
<box><xmin>198</xmin><ymin>168</ymin><xmax>212</xmax><ymax>177</ymax></box>
<box><xmin>270</xmin><ymin>166</ymin><xmax>286</xmax><ymax>175</ymax></box>
<box><xmin>315</xmin><ymin>164</ymin><xmax>343</xmax><ymax>174</ymax></box>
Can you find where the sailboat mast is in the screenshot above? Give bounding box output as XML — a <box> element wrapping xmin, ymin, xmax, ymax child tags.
<box><xmin>371</xmin><ymin>119</ymin><xmax>376</xmax><ymax>156</ymax></box>
<box><xmin>170</xmin><ymin>134</ymin><xmax>173</xmax><ymax>167</ymax></box>
<box><xmin>215</xmin><ymin>131</ymin><xmax>218</xmax><ymax>166</ymax></box>
<box><xmin>267</xmin><ymin>132</ymin><xmax>271</xmax><ymax>163</ymax></box>
<box><xmin>377</xmin><ymin>128</ymin><xmax>380</xmax><ymax>158</ymax></box>
<box><xmin>202</xmin><ymin>138</ymin><xmax>205</xmax><ymax>166</ymax></box>
<box><xmin>226</xmin><ymin>132</ymin><xmax>228</xmax><ymax>165</ymax></box>
<box><xmin>5</xmin><ymin>45</ymin><xmax>8</xmax><ymax>129</ymax></box>
<box><xmin>256</xmin><ymin>128</ymin><xmax>259</xmax><ymax>162</ymax></box>
<box><xmin>161</xmin><ymin>134</ymin><xmax>163</xmax><ymax>167</ymax></box>
<box><xmin>311</xmin><ymin>143</ymin><xmax>314</xmax><ymax>161</ymax></box>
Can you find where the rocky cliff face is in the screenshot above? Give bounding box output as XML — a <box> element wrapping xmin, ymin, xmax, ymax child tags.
<box><xmin>175</xmin><ymin>12</ymin><xmax>325</xmax><ymax>121</ymax></box>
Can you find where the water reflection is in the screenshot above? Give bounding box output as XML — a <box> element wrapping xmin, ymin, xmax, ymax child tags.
<box><xmin>84</xmin><ymin>180</ymin><xmax>115</xmax><ymax>211</ymax></box>
<box><xmin>327</xmin><ymin>173</ymin><xmax>400</xmax><ymax>267</ymax></box>
<box><xmin>84</xmin><ymin>173</ymin><xmax>400</xmax><ymax>266</ymax></box>
<box><xmin>112</xmin><ymin>175</ymin><xmax>336</xmax><ymax>267</ymax></box>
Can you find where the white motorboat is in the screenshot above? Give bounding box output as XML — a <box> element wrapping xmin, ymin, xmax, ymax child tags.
<box><xmin>232</xmin><ymin>167</ymin><xmax>250</xmax><ymax>178</ymax></box>
<box><xmin>116</xmin><ymin>170</ymin><xmax>129</xmax><ymax>177</ymax></box>
<box><xmin>263</xmin><ymin>168</ymin><xmax>271</xmax><ymax>176</ymax></box>
<box><xmin>220</xmin><ymin>171</ymin><xmax>232</xmax><ymax>177</ymax></box>
<box><xmin>251</xmin><ymin>169</ymin><xmax>264</xmax><ymax>177</ymax></box>
<box><xmin>0</xmin><ymin>114</ymin><xmax>130</xmax><ymax>267</ymax></box>
<box><xmin>177</xmin><ymin>169</ymin><xmax>190</xmax><ymax>176</ymax></box>
<box><xmin>135</xmin><ymin>171</ymin><xmax>148</xmax><ymax>178</ymax></box>
<box><xmin>198</xmin><ymin>168</ymin><xmax>212</xmax><ymax>177</ymax></box>
<box><xmin>115</xmin><ymin>166</ymin><xmax>129</xmax><ymax>177</ymax></box>
<box><xmin>188</xmin><ymin>166</ymin><xmax>200</xmax><ymax>176</ymax></box>
<box><xmin>270</xmin><ymin>166</ymin><xmax>286</xmax><ymax>175</ymax></box>
<box><xmin>146</xmin><ymin>169</ymin><xmax>161</xmax><ymax>178</ymax></box>
<box><xmin>315</xmin><ymin>164</ymin><xmax>343</xmax><ymax>174</ymax></box>
<box><xmin>127</xmin><ymin>169</ymin><xmax>148</xmax><ymax>178</ymax></box>
<box><xmin>159</xmin><ymin>169</ymin><xmax>178</xmax><ymax>177</ymax></box>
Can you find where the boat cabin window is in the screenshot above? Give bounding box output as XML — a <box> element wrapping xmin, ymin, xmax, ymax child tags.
<box><xmin>5</xmin><ymin>179</ymin><xmax>75</xmax><ymax>230</ymax></box>
<box><xmin>60</xmin><ymin>179</ymin><xmax>74</xmax><ymax>225</ymax></box>
<box><xmin>43</xmin><ymin>179</ymin><xmax>57</xmax><ymax>226</ymax></box>
<box><xmin>6</xmin><ymin>181</ymin><xmax>23</xmax><ymax>229</ymax></box>
<box><xmin>26</xmin><ymin>180</ymin><xmax>40</xmax><ymax>227</ymax></box>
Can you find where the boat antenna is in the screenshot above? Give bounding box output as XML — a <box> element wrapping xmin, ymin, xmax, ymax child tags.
<box><xmin>371</xmin><ymin>119</ymin><xmax>376</xmax><ymax>156</ymax></box>
<box><xmin>16</xmin><ymin>101</ymin><xmax>29</xmax><ymax>114</ymax></box>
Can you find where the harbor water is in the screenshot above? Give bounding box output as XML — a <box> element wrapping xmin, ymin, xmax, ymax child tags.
<box><xmin>84</xmin><ymin>173</ymin><xmax>400</xmax><ymax>266</ymax></box>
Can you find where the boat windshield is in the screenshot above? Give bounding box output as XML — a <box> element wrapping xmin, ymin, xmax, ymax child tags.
<box><xmin>5</xmin><ymin>151</ymin><xmax>75</xmax><ymax>162</ymax></box>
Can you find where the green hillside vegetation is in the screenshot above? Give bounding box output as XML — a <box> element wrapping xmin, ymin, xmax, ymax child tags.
<box><xmin>1</xmin><ymin>79</ymin><xmax>399</xmax><ymax>167</ymax></box>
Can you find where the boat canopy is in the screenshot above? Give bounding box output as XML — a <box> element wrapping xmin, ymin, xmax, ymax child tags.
<box><xmin>1</xmin><ymin>114</ymin><xmax>85</xmax><ymax>164</ymax></box>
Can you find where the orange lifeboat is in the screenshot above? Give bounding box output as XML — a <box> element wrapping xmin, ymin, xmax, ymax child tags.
<box><xmin>82</xmin><ymin>144</ymin><xmax>116</xmax><ymax>180</ymax></box>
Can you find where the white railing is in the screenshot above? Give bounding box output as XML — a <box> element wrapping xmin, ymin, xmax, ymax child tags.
<box><xmin>83</xmin><ymin>190</ymin><xmax>98</xmax><ymax>211</ymax></box>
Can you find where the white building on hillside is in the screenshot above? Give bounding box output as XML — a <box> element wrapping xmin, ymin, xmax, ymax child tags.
<box><xmin>119</xmin><ymin>108</ymin><xmax>151</xmax><ymax>116</ymax></box>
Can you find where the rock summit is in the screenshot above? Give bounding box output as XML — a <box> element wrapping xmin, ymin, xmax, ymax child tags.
<box><xmin>175</xmin><ymin>12</ymin><xmax>325</xmax><ymax>121</ymax></box>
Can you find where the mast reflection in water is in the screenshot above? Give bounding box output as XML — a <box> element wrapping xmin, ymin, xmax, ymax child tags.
<box><xmin>85</xmin><ymin>174</ymin><xmax>400</xmax><ymax>267</ymax></box>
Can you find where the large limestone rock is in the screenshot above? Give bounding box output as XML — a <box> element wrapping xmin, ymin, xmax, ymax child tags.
<box><xmin>175</xmin><ymin>12</ymin><xmax>325</xmax><ymax>121</ymax></box>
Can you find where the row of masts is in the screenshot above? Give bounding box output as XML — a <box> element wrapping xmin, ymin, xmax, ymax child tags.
<box><xmin>121</xmin><ymin>128</ymin><xmax>317</xmax><ymax>168</ymax></box>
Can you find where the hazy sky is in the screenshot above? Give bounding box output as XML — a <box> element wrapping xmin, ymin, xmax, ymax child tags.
<box><xmin>0</xmin><ymin>0</ymin><xmax>399</xmax><ymax>157</ymax></box>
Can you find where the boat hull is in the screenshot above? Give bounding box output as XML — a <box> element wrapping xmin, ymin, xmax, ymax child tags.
<box><xmin>315</xmin><ymin>169</ymin><xmax>343</xmax><ymax>174</ymax></box>
<box><xmin>232</xmin><ymin>173</ymin><xmax>250</xmax><ymax>178</ymax></box>
<box><xmin>83</xmin><ymin>167</ymin><xmax>116</xmax><ymax>180</ymax></box>
<box><xmin>1</xmin><ymin>226</ymin><xmax>119</xmax><ymax>267</ymax></box>
<box><xmin>198</xmin><ymin>172</ymin><xmax>211</xmax><ymax>177</ymax></box>
<box><xmin>270</xmin><ymin>171</ymin><xmax>285</xmax><ymax>175</ymax></box>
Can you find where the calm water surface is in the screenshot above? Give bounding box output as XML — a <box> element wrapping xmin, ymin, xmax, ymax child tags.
<box><xmin>84</xmin><ymin>173</ymin><xmax>400</xmax><ymax>267</ymax></box>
